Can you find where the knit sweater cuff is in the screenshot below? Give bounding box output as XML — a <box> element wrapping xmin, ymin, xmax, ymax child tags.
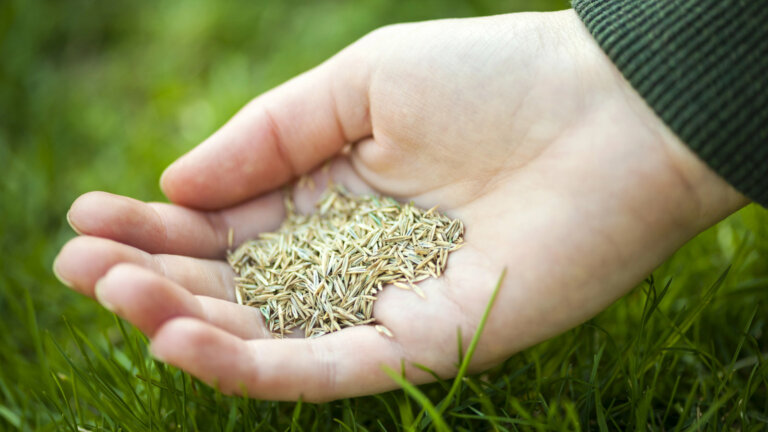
<box><xmin>572</xmin><ymin>0</ymin><xmax>768</xmax><ymax>207</ymax></box>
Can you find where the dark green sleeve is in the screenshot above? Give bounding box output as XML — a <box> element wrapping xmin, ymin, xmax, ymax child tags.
<box><xmin>571</xmin><ymin>0</ymin><xmax>768</xmax><ymax>207</ymax></box>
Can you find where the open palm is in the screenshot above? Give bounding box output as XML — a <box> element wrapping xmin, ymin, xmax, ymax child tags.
<box><xmin>54</xmin><ymin>10</ymin><xmax>745</xmax><ymax>401</ymax></box>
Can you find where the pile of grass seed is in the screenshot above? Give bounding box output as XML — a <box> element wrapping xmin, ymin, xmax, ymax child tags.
<box><xmin>227</xmin><ymin>184</ymin><xmax>464</xmax><ymax>338</ymax></box>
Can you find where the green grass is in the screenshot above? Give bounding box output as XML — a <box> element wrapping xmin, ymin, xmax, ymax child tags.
<box><xmin>1</xmin><ymin>0</ymin><xmax>767</xmax><ymax>430</ymax></box>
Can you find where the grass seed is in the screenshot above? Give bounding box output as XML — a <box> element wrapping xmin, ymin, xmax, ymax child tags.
<box><xmin>228</xmin><ymin>183</ymin><xmax>464</xmax><ymax>338</ymax></box>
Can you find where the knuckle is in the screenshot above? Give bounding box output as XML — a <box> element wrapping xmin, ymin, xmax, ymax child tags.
<box><xmin>307</xmin><ymin>340</ymin><xmax>339</xmax><ymax>401</ymax></box>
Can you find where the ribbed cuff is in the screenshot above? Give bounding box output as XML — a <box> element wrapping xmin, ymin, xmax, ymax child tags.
<box><xmin>572</xmin><ymin>0</ymin><xmax>768</xmax><ymax>207</ymax></box>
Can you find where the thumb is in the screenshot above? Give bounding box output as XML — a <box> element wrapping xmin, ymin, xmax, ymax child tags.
<box><xmin>160</xmin><ymin>44</ymin><xmax>374</xmax><ymax>210</ymax></box>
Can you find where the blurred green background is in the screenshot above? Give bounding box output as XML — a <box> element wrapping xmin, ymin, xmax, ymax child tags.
<box><xmin>0</xmin><ymin>0</ymin><xmax>565</xmax><ymax>336</ymax></box>
<box><xmin>2</xmin><ymin>0</ymin><xmax>767</xmax><ymax>430</ymax></box>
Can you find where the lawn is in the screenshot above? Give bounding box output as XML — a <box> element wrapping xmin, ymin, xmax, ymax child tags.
<box><xmin>1</xmin><ymin>0</ymin><xmax>767</xmax><ymax>430</ymax></box>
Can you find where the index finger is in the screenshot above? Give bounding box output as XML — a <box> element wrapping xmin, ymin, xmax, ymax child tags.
<box><xmin>161</xmin><ymin>43</ymin><xmax>374</xmax><ymax>210</ymax></box>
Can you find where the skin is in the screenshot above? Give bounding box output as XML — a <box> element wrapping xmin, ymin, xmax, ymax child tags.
<box><xmin>53</xmin><ymin>10</ymin><xmax>748</xmax><ymax>402</ymax></box>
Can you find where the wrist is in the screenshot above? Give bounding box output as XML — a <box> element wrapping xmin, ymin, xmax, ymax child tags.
<box><xmin>558</xmin><ymin>8</ymin><xmax>749</xmax><ymax>234</ymax></box>
<box><xmin>646</xmin><ymin>106</ymin><xmax>750</xmax><ymax>230</ymax></box>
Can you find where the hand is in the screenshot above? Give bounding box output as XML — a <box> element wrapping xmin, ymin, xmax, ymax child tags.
<box><xmin>53</xmin><ymin>10</ymin><xmax>747</xmax><ymax>402</ymax></box>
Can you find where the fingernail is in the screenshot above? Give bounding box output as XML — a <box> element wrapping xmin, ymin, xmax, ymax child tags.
<box><xmin>66</xmin><ymin>211</ymin><xmax>84</xmax><ymax>235</ymax></box>
<box><xmin>52</xmin><ymin>258</ymin><xmax>73</xmax><ymax>288</ymax></box>
<box><xmin>159</xmin><ymin>163</ymin><xmax>175</xmax><ymax>196</ymax></box>
<box><xmin>159</xmin><ymin>169</ymin><xmax>168</xmax><ymax>193</ymax></box>
<box><xmin>94</xmin><ymin>278</ymin><xmax>116</xmax><ymax>312</ymax></box>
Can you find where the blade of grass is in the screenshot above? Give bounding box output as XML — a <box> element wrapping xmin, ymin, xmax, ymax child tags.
<box><xmin>591</xmin><ymin>356</ymin><xmax>608</xmax><ymax>432</ymax></box>
<box><xmin>645</xmin><ymin>267</ymin><xmax>729</xmax><ymax>374</ymax></box>
<box><xmin>662</xmin><ymin>374</ymin><xmax>682</xmax><ymax>425</ymax></box>
<box><xmin>561</xmin><ymin>401</ymin><xmax>581</xmax><ymax>432</ymax></box>
<box><xmin>48</xmin><ymin>330</ymin><xmax>146</xmax><ymax>430</ymax></box>
<box><xmin>673</xmin><ymin>379</ymin><xmax>700</xmax><ymax>432</ymax></box>
<box><xmin>382</xmin><ymin>366</ymin><xmax>449</xmax><ymax>432</ymax></box>
<box><xmin>449</xmin><ymin>412</ymin><xmax>538</xmax><ymax>427</ymax></box>
<box><xmin>49</xmin><ymin>371</ymin><xmax>76</xmax><ymax>432</ymax></box>
<box><xmin>508</xmin><ymin>398</ymin><xmax>544</xmax><ymax>431</ymax></box>
<box><xmin>411</xmin><ymin>363</ymin><xmax>448</xmax><ymax>392</ymax></box>
<box><xmin>291</xmin><ymin>397</ymin><xmax>303</xmax><ymax>432</ymax></box>
<box><xmin>223</xmin><ymin>401</ymin><xmax>238</xmax><ymax>432</ymax></box>
<box><xmin>681</xmin><ymin>390</ymin><xmax>736</xmax><ymax>432</ymax></box>
<box><xmin>334</xmin><ymin>418</ymin><xmax>356</xmax><ymax>432</ymax></box>
<box><xmin>462</xmin><ymin>376</ymin><xmax>501</xmax><ymax>431</ymax></box>
<box><xmin>718</xmin><ymin>304</ymin><xmax>759</xmax><ymax>395</ymax></box>
<box><xmin>584</xmin><ymin>344</ymin><xmax>604</xmax><ymax>426</ymax></box>
<box><xmin>437</xmin><ymin>268</ymin><xmax>506</xmax><ymax>415</ymax></box>
<box><xmin>0</xmin><ymin>404</ymin><xmax>21</xmax><ymax>430</ymax></box>
<box><xmin>396</xmin><ymin>392</ymin><xmax>413</xmax><ymax>431</ymax></box>
<box><xmin>373</xmin><ymin>394</ymin><xmax>399</xmax><ymax>431</ymax></box>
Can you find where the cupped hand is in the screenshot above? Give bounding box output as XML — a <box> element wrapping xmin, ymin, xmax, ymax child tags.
<box><xmin>53</xmin><ymin>10</ymin><xmax>746</xmax><ymax>402</ymax></box>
